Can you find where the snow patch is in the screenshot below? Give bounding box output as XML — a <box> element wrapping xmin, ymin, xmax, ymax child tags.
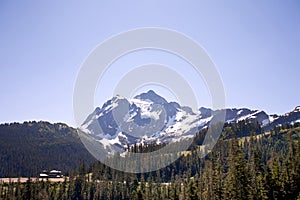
<box><xmin>237</xmin><ymin>110</ymin><xmax>244</xmax><ymax>115</ymax></box>
<box><xmin>262</xmin><ymin>119</ymin><xmax>270</xmax><ymax>126</ymax></box>
<box><xmin>294</xmin><ymin>106</ymin><xmax>300</xmax><ymax>112</ymax></box>
<box><xmin>269</xmin><ymin>115</ymin><xmax>279</xmax><ymax>123</ymax></box>
<box><xmin>237</xmin><ymin>110</ymin><xmax>261</xmax><ymax>121</ymax></box>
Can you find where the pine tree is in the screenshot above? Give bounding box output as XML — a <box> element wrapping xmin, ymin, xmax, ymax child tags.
<box><xmin>223</xmin><ymin>138</ymin><xmax>249</xmax><ymax>200</ymax></box>
<box><xmin>248</xmin><ymin>138</ymin><xmax>268</xmax><ymax>200</ymax></box>
<box><xmin>23</xmin><ymin>178</ymin><xmax>31</xmax><ymax>200</ymax></box>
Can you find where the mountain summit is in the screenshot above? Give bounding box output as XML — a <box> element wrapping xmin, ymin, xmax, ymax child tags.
<box><xmin>134</xmin><ymin>90</ymin><xmax>168</xmax><ymax>104</ymax></box>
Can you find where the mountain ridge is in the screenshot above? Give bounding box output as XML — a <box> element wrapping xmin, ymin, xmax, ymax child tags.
<box><xmin>80</xmin><ymin>90</ymin><xmax>300</xmax><ymax>153</ymax></box>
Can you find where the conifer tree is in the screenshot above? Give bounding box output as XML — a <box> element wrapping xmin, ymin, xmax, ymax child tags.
<box><xmin>223</xmin><ymin>138</ymin><xmax>249</xmax><ymax>200</ymax></box>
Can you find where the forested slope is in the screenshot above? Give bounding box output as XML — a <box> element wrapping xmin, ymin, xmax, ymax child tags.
<box><xmin>0</xmin><ymin>121</ymin><xmax>95</xmax><ymax>177</ymax></box>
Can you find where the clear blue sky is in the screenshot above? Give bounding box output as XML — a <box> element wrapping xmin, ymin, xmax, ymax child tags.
<box><xmin>1</xmin><ymin>1</ymin><xmax>299</xmax><ymax>127</ymax></box>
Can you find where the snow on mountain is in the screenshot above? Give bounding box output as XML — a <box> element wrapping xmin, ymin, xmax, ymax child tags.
<box><xmin>263</xmin><ymin>106</ymin><xmax>300</xmax><ymax>131</ymax></box>
<box><xmin>80</xmin><ymin>90</ymin><xmax>206</xmax><ymax>151</ymax></box>
<box><xmin>199</xmin><ymin>107</ymin><xmax>269</xmax><ymax>125</ymax></box>
<box><xmin>293</xmin><ymin>106</ymin><xmax>300</xmax><ymax>113</ymax></box>
<box><xmin>79</xmin><ymin>91</ymin><xmax>300</xmax><ymax>153</ymax></box>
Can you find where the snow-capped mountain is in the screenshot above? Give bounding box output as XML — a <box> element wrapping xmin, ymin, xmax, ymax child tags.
<box><xmin>80</xmin><ymin>90</ymin><xmax>206</xmax><ymax>150</ymax></box>
<box><xmin>80</xmin><ymin>90</ymin><xmax>300</xmax><ymax>152</ymax></box>
<box><xmin>263</xmin><ymin>106</ymin><xmax>300</xmax><ymax>131</ymax></box>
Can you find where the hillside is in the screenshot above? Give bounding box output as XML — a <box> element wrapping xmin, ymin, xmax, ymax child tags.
<box><xmin>0</xmin><ymin>121</ymin><xmax>96</xmax><ymax>177</ymax></box>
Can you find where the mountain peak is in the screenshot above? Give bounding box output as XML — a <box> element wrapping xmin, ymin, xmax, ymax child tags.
<box><xmin>134</xmin><ymin>90</ymin><xmax>168</xmax><ymax>104</ymax></box>
<box><xmin>147</xmin><ymin>90</ymin><xmax>155</xmax><ymax>94</ymax></box>
<box><xmin>294</xmin><ymin>106</ymin><xmax>300</xmax><ymax>112</ymax></box>
<box><xmin>111</xmin><ymin>95</ymin><xmax>127</xmax><ymax>102</ymax></box>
